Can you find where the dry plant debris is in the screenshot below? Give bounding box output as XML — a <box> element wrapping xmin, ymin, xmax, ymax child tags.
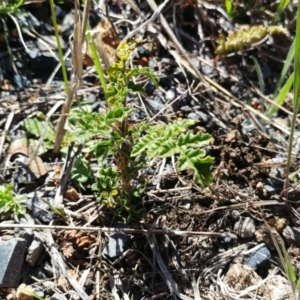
<box><xmin>0</xmin><ymin>0</ymin><xmax>300</xmax><ymax>299</ymax></box>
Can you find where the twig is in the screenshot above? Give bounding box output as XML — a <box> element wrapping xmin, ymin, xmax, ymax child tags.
<box><xmin>44</xmin><ymin>230</ymin><xmax>90</xmax><ymax>300</ymax></box>
<box><xmin>0</xmin><ymin>223</ymin><xmax>237</xmax><ymax>239</ymax></box>
<box><xmin>0</xmin><ymin>111</ymin><xmax>14</xmax><ymax>162</ymax></box>
<box><xmin>147</xmin><ymin>233</ymin><xmax>193</xmax><ymax>300</ymax></box>
<box><xmin>146</xmin><ymin>0</ymin><xmax>216</xmax><ymax>106</ymax></box>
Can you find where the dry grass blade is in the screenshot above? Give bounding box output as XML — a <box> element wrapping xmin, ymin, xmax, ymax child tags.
<box><xmin>44</xmin><ymin>230</ymin><xmax>90</xmax><ymax>300</ymax></box>
<box><xmin>54</xmin><ymin>0</ymin><xmax>87</xmax><ymax>153</ymax></box>
<box><xmin>0</xmin><ymin>223</ymin><xmax>237</xmax><ymax>238</ymax></box>
<box><xmin>146</xmin><ymin>0</ymin><xmax>216</xmax><ymax>105</ymax></box>
<box><xmin>109</xmin><ymin>271</ymin><xmax>130</xmax><ymax>300</ymax></box>
<box><xmin>53</xmin><ymin>143</ymin><xmax>83</xmax><ymax>206</ymax></box>
<box><xmin>0</xmin><ymin>111</ymin><xmax>13</xmax><ymax>162</ymax></box>
<box><xmin>147</xmin><ymin>233</ymin><xmax>194</xmax><ymax>300</ymax></box>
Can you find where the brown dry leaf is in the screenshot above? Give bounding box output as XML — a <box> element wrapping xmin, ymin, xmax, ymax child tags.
<box><xmin>11</xmin><ymin>29</ymin><xmax>18</xmax><ymax>38</ymax></box>
<box><xmin>64</xmin><ymin>230</ymin><xmax>78</xmax><ymax>240</ymax></box>
<box><xmin>274</xmin><ymin>216</ymin><xmax>288</xmax><ymax>233</ymax></box>
<box><xmin>84</xmin><ymin>19</ymin><xmax>120</xmax><ymax>68</ymax></box>
<box><xmin>64</xmin><ymin>187</ymin><xmax>80</xmax><ymax>201</ymax></box>
<box><xmin>16</xmin><ymin>284</ymin><xmax>35</xmax><ymax>300</ymax></box>
<box><xmin>9</xmin><ymin>139</ymin><xmax>48</xmax><ymax>178</ymax></box>
<box><xmin>9</xmin><ymin>139</ymin><xmax>30</xmax><ymax>157</ymax></box>
<box><xmin>77</xmin><ymin>235</ymin><xmax>95</xmax><ymax>248</ymax></box>
<box><xmin>57</xmin><ymin>269</ymin><xmax>79</xmax><ymax>290</ymax></box>
<box><xmin>61</xmin><ymin>241</ymin><xmax>76</xmax><ymax>258</ymax></box>
<box><xmin>225</xmin><ymin>130</ymin><xmax>238</xmax><ymax>142</ymax></box>
<box><xmin>224</xmin><ymin>262</ymin><xmax>263</xmax><ymax>295</ymax></box>
<box><xmin>64</xmin><ymin>230</ymin><xmax>95</xmax><ymax>248</ymax></box>
<box><xmin>28</xmin><ymin>155</ymin><xmax>48</xmax><ymax>178</ymax></box>
<box><xmin>1</xmin><ymin>79</ymin><xmax>13</xmax><ymax>90</ymax></box>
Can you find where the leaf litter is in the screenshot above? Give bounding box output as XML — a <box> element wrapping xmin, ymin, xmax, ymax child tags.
<box><xmin>0</xmin><ymin>0</ymin><xmax>300</xmax><ymax>299</ymax></box>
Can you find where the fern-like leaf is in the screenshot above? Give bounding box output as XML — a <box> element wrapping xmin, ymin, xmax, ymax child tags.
<box><xmin>178</xmin><ymin>149</ymin><xmax>214</xmax><ymax>188</ymax></box>
<box><xmin>131</xmin><ymin>120</ymin><xmax>214</xmax><ymax>188</ymax></box>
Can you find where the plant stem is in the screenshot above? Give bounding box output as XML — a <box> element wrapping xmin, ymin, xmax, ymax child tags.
<box><xmin>86</xmin><ymin>23</ymin><xmax>107</xmax><ymax>95</ymax></box>
<box><xmin>49</xmin><ymin>0</ymin><xmax>69</xmax><ymax>94</ymax></box>
<box><xmin>284</xmin><ymin>0</ymin><xmax>300</xmax><ymax>200</ymax></box>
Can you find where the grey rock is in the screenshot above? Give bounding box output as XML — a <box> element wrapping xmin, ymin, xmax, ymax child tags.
<box><xmin>13</xmin><ymin>74</ymin><xmax>30</xmax><ymax>89</ymax></box>
<box><xmin>26</xmin><ymin>49</ymin><xmax>39</xmax><ymax>59</ymax></box>
<box><xmin>187</xmin><ymin>112</ymin><xmax>200</xmax><ymax>120</ymax></box>
<box><xmin>181</xmin><ymin>105</ymin><xmax>192</xmax><ymax>112</ymax></box>
<box><xmin>17</xmin><ymin>11</ymin><xmax>40</xmax><ymax>29</ymax></box>
<box><xmin>241</xmin><ymin>119</ymin><xmax>257</xmax><ymax>135</ymax></box>
<box><xmin>165</xmin><ymin>89</ymin><xmax>176</xmax><ymax>102</ymax></box>
<box><xmin>42</xmin><ymin>262</ymin><xmax>54</xmax><ymax>277</ymax></box>
<box><xmin>51</xmin><ymin>293</ymin><xmax>68</xmax><ymax>300</ymax></box>
<box><xmin>0</xmin><ymin>238</ymin><xmax>27</xmax><ymax>287</ymax></box>
<box><xmin>55</xmin><ymin>4</ymin><xmax>63</xmax><ymax>17</ymax></box>
<box><xmin>200</xmin><ymin>54</ymin><xmax>217</xmax><ymax>77</ymax></box>
<box><xmin>27</xmin><ymin>234</ymin><xmax>45</xmax><ymax>267</ymax></box>
<box><xmin>61</xmin><ymin>10</ymin><xmax>75</xmax><ymax>33</ymax></box>
<box><xmin>137</xmin><ymin>46</ymin><xmax>150</xmax><ymax>57</ymax></box>
<box><xmin>34</xmin><ymin>290</ymin><xmax>45</xmax><ymax>298</ymax></box>
<box><xmin>187</xmin><ymin>111</ymin><xmax>208</xmax><ymax>123</ymax></box>
<box><xmin>222</xmin><ymin>236</ymin><xmax>234</xmax><ymax>245</ymax></box>
<box><xmin>144</xmin><ymin>81</ymin><xmax>156</xmax><ymax>95</ymax></box>
<box><xmin>103</xmin><ymin>233</ymin><xmax>131</xmax><ymax>259</ymax></box>
<box><xmin>269</xmin><ymin>166</ymin><xmax>285</xmax><ymax>185</ymax></box>
<box><xmin>234</xmin><ymin>217</ymin><xmax>255</xmax><ymax>238</ymax></box>
<box><xmin>263</xmin><ymin>178</ymin><xmax>283</xmax><ymax>194</ymax></box>
<box><xmin>283</xmin><ymin>226</ymin><xmax>300</xmax><ymax>247</ymax></box>
<box><xmin>18</xmin><ymin>230</ymin><xmax>33</xmax><ymax>246</ymax></box>
<box><xmin>159</xmin><ymin>75</ymin><xmax>173</xmax><ymax>88</ymax></box>
<box><xmin>26</xmin><ymin>193</ymin><xmax>54</xmax><ymax>223</ymax></box>
<box><xmin>197</xmin><ymin>111</ymin><xmax>209</xmax><ymax>123</ymax></box>
<box><xmin>244</xmin><ymin>246</ymin><xmax>271</xmax><ymax>270</ymax></box>
<box><xmin>18</xmin><ymin>214</ymin><xmax>35</xmax><ymax>245</ymax></box>
<box><xmin>148</xmin><ymin>60</ymin><xmax>157</xmax><ymax>69</ymax></box>
<box><xmin>147</xmin><ymin>97</ymin><xmax>164</xmax><ymax>111</ymax></box>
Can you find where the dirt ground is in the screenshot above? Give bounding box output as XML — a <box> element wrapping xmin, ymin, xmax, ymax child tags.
<box><xmin>1</xmin><ymin>0</ymin><xmax>300</xmax><ymax>299</ymax></box>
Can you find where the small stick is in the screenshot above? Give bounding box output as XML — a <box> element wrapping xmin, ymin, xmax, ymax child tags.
<box><xmin>0</xmin><ymin>223</ymin><xmax>237</xmax><ymax>239</ymax></box>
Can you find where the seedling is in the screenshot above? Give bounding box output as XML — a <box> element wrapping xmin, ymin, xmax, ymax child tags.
<box><xmin>69</xmin><ymin>40</ymin><xmax>214</xmax><ymax>220</ymax></box>
<box><xmin>0</xmin><ymin>184</ymin><xmax>26</xmax><ymax>216</ymax></box>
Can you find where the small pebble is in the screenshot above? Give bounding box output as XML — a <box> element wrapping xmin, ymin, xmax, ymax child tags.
<box><xmin>234</xmin><ymin>217</ymin><xmax>255</xmax><ymax>238</ymax></box>
<box><xmin>244</xmin><ymin>246</ymin><xmax>271</xmax><ymax>270</ymax></box>
<box><xmin>148</xmin><ymin>60</ymin><xmax>157</xmax><ymax>69</ymax></box>
<box><xmin>144</xmin><ymin>82</ymin><xmax>156</xmax><ymax>95</ymax></box>
<box><xmin>187</xmin><ymin>112</ymin><xmax>199</xmax><ymax>120</ymax></box>
<box><xmin>165</xmin><ymin>89</ymin><xmax>176</xmax><ymax>101</ymax></box>
<box><xmin>256</xmin><ymin>181</ymin><xmax>264</xmax><ymax>192</ymax></box>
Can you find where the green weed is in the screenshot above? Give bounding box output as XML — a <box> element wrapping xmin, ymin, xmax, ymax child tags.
<box><xmin>68</xmin><ymin>40</ymin><xmax>214</xmax><ymax>220</ymax></box>
<box><xmin>21</xmin><ymin>7</ymin><xmax>214</xmax><ymax>220</ymax></box>
<box><xmin>0</xmin><ymin>184</ymin><xmax>26</xmax><ymax>216</ymax></box>
<box><xmin>0</xmin><ymin>0</ymin><xmax>24</xmax><ymax>14</ymax></box>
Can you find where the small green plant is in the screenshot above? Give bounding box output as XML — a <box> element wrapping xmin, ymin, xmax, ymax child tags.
<box><xmin>21</xmin><ymin>39</ymin><xmax>215</xmax><ymax>220</ymax></box>
<box><xmin>284</xmin><ymin>0</ymin><xmax>300</xmax><ymax>197</ymax></box>
<box><xmin>274</xmin><ymin>0</ymin><xmax>291</xmax><ymax>24</ymax></box>
<box><xmin>0</xmin><ymin>0</ymin><xmax>24</xmax><ymax>14</ymax></box>
<box><xmin>0</xmin><ymin>184</ymin><xmax>26</xmax><ymax>216</ymax></box>
<box><xmin>267</xmin><ymin>224</ymin><xmax>300</xmax><ymax>298</ymax></box>
<box><xmin>131</xmin><ymin>120</ymin><xmax>214</xmax><ymax>188</ymax></box>
<box><xmin>69</xmin><ymin>40</ymin><xmax>214</xmax><ymax>220</ymax></box>
<box><xmin>224</xmin><ymin>0</ymin><xmax>235</xmax><ymax>19</ymax></box>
